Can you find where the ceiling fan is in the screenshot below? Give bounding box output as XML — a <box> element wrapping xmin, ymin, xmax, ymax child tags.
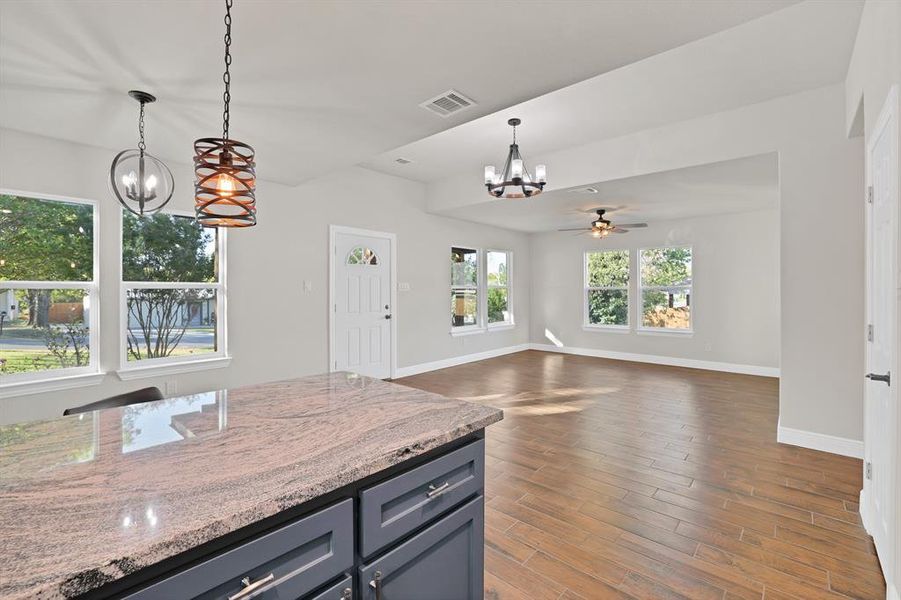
<box><xmin>558</xmin><ymin>209</ymin><xmax>648</xmax><ymax>238</ymax></box>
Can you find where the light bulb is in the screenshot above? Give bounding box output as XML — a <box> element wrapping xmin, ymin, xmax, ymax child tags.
<box><xmin>145</xmin><ymin>174</ymin><xmax>157</xmax><ymax>191</ymax></box>
<box><xmin>214</xmin><ymin>173</ymin><xmax>236</xmax><ymax>197</ymax></box>
<box><xmin>511</xmin><ymin>159</ymin><xmax>523</xmax><ymax>179</ymax></box>
<box><xmin>122</xmin><ymin>171</ymin><xmax>137</xmax><ymax>188</ymax></box>
<box><xmin>484</xmin><ymin>165</ymin><xmax>495</xmax><ymax>184</ymax></box>
<box><xmin>591</xmin><ymin>230</ymin><xmax>601</xmax><ymax>238</ymax></box>
<box><xmin>535</xmin><ymin>164</ymin><xmax>546</xmax><ymax>183</ymax></box>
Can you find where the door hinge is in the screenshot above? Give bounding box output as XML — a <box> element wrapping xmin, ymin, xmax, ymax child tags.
<box><xmin>867</xmin><ymin>186</ymin><xmax>874</xmax><ymax>204</ymax></box>
<box><xmin>865</xmin><ymin>461</ymin><xmax>872</xmax><ymax>480</ymax></box>
<box><xmin>867</xmin><ymin>323</ymin><xmax>874</xmax><ymax>342</ymax></box>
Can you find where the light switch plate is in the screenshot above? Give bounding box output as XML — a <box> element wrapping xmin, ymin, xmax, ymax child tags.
<box><xmin>398</xmin><ymin>282</ymin><xmax>411</xmax><ymax>292</ymax></box>
<box><xmin>303</xmin><ymin>280</ymin><xmax>313</xmax><ymax>293</ymax></box>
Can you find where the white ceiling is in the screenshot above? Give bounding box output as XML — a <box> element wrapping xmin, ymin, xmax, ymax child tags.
<box><xmin>363</xmin><ymin>0</ymin><xmax>863</xmax><ymax>183</ymax></box>
<box><xmin>0</xmin><ymin>0</ymin><xmax>799</xmax><ymax>187</ymax></box>
<box><xmin>435</xmin><ymin>153</ymin><xmax>780</xmax><ymax>233</ymax></box>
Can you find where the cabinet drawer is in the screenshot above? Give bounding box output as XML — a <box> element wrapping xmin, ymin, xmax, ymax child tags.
<box><xmin>306</xmin><ymin>575</ymin><xmax>353</xmax><ymax>600</ymax></box>
<box><xmin>359</xmin><ymin>495</ymin><xmax>484</xmax><ymax>600</ymax></box>
<box><xmin>125</xmin><ymin>498</ymin><xmax>353</xmax><ymax>600</ymax></box>
<box><xmin>359</xmin><ymin>439</ymin><xmax>484</xmax><ymax>558</ymax></box>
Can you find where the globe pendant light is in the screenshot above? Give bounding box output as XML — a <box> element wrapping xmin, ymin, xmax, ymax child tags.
<box><xmin>484</xmin><ymin>118</ymin><xmax>546</xmax><ymax>199</ymax></box>
<box><xmin>109</xmin><ymin>91</ymin><xmax>174</xmax><ymax>216</ymax></box>
<box><xmin>194</xmin><ymin>0</ymin><xmax>257</xmax><ymax>228</ymax></box>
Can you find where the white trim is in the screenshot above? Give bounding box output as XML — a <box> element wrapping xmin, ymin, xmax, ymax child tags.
<box><xmin>450</xmin><ymin>326</ymin><xmax>485</xmax><ymax>337</ymax></box>
<box><xmin>329</xmin><ymin>225</ymin><xmax>398</xmax><ymax>379</ymax></box>
<box><xmin>582</xmin><ymin>324</ymin><xmax>631</xmax><ymax>334</ymax></box>
<box><xmin>776</xmin><ymin>417</ymin><xmax>864</xmax><ymax>459</ymax></box>
<box><xmin>116</xmin><ymin>356</ymin><xmax>232</xmax><ymax>381</ymax></box>
<box><xmin>636</xmin><ymin>328</ymin><xmax>694</xmax><ymax>337</ymax></box>
<box><xmin>0</xmin><ymin>371</ymin><xmax>105</xmax><ymax>399</ymax></box>
<box><xmin>487</xmin><ymin>323</ymin><xmax>516</xmax><ymax>332</ymax></box>
<box><xmin>889</xmin><ymin>583</ymin><xmax>900</xmax><ymax>600</ymax></box>
<box><xmin>394</xmin><ymin>344</ymin><xmax>531</xmax><ymax>378</ymax></box>
<box><xmin>528</xmin><ymin>343</ymin><xmax>779</xmax><ymax>377</ymax></box>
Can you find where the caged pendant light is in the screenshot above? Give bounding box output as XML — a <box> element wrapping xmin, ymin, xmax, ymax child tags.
<box><xmin>109</xmin><ymin>90</ymin><xmax>175</xmax><ymax>216</ymax></box>
<box><xmin>483</xmin><ymin>118</ymin><xmax>546</xmax><ymax>199</ymax></box>
<box><xmin>194</xmin><ymin>0</ymin><xmax>257</xmax><ymax>228</ymax></box>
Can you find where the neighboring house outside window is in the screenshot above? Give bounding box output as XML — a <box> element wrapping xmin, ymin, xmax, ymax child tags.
<box><xmin>639</xmin><ymin>246</ymin><xmax>692</xmax><ymax>331</ymax></box>
<box><xmin>451</xmin><ymin>246</ymin><xmax>479</xmax><ymax>331</ymax></box>
<box><xmin>487</xmin><ymin>250</ymin><xmax>512</xmax><ymax>327</ymax></box>
<box><xmin>584</xmin><ymin>249</ymin><xmax>630</xmax><ymax>329</ymax></box>
<box><xmin>119</xmin><ymin>209</ymin><xmax>228</xmax><ymax>373</ymax></box>
<box><xmin>0</xmin><ymin>192</ymin><xmax>100</xmax><ymax>389</ymax></box>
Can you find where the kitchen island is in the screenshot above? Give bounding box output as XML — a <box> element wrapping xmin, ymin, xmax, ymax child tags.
<box><xmin>0</xmin><ymin>372</ymin><xmax>503</xmax><ymax>599</ymax></box>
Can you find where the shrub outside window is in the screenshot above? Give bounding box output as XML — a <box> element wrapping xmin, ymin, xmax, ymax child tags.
<box><xmin>451</xmin><ymin>247</ymin><xmax>479</xmax><ymax>330</ymax></box>
<box><xmin>585</xmin><ymin>250</ymin><xmax>630</xmax><ymax>328</ymax></box>
<box><xmin>0</xmin><ymin>192</ymin><xmax>99</xmax><ymax>385</ymax></box>
<box><xmin>639</xmin><ymin>246</ymin><xmax>692</xmax><ymax>331</ymax></box>
<box><xmin>120</xmin><ymin>210</ymin><xmax>227</xmax><ymax>370</ymax></box>
<box><xmin>487</xmin><ymin>250</ymin><xmax>512</xmax><ymax>326</ymax></box>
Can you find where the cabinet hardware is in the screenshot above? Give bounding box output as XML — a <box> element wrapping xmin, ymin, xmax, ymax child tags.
<box><xmin>427</xmin><ymin>481</ymin><xmax>450</xmax><ymax>498</ymax></box>
<box><xmin>228</xmin><ymin>573</ymin><xmax>275</xmax><ymax>600</ymax></box>
<box><xmin>369</xmin><ymin>571</ymin><xmax>382</xmax><ymax>600</ymax></box>
<box><xmin>341</xmin><ymin>587</ymin><xmax>352</xmax><ymax>599</ymax></box>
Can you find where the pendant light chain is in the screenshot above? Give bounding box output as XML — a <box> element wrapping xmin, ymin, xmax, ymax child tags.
<box><xmin>222</xmin><ymin>0</ymin><xmax>233</xmax><ymax>143</ymax></box>
<box><xmin>137</xmin><ymin>101</ymin><xmax>146</xmax><ymax>154</ymax></box>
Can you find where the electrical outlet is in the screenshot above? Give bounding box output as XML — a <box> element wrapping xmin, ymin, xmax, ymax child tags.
<box><xmin>704</xmin><ymin>342</ymin><xmax>713</xmax><ymax>352</ymax></box>
<box><xmin>398</xmin><ymin>282</ymin><xmax>411</xmax><ymax>292</ymax></box>
<box><xmin>302</xmin><ymin>280</ymin><xmax>313</xmax><ymax>293</ymax></box>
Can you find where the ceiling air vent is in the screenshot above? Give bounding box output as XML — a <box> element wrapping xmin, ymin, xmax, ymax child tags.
<box><xmin>395</xmin><ymin>157</ymin><xmax>412</xmax><ymax>165</ymax></box>
<box><xmin>420</xmin><ymin>90</ymin><xmax>476</xmax><ymax>118</ymax></box>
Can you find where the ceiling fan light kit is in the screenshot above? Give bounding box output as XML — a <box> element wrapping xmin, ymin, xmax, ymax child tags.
<box><xmin>109</xmin><ymin>90</ymin><xmax>175</xmax><ymax>216</ymax></box>
<box><xmin>193</xmin><ymin>0</ymin><xmax>257</xmax><ymax>228</ymax></box>
<box><xmin>558</xmin><ymin>209</ymin><xmax>648</xmax><ymax>237</ymax></box>
<box><xmin>484</xmin><ymin>118</ymin><xmax>546</xmax><ymax>199</ymax></box>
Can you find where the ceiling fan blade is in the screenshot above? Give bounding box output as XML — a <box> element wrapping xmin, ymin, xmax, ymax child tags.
<box><xmin>618</xmin><ymin>223</ymin><xmax>648</xmax><ymax>228</ymax></box>
<box><xmin>611</xmin><ymin>227</ymin><xmax>630</xmax><ymax>234</ymax></box>
<box><xmin>557</xmin><ymin>227</ymin><xmax>591</xmax><ymax>232</ymax></box>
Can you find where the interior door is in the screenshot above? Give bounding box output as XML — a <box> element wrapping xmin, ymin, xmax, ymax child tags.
<box><xmin>333</xmin><ymin>230</ymin><xmax>392</xmax><ymax>379</ymax></box>
<box><xmin>864</xmin><ymin>86</ymin><xmax>898</xmax><ymax>582</ymax></box>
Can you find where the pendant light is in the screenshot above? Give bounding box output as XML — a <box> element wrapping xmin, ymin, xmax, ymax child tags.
<box><xmin>194</xmin><ymin>0</ymin><xmax>257</xmax><ymax>228</ymax></box>
<box><xmin>109</xmin><ymin>91</ymin><xmax>174</xmax><ymax>216</ymax></box>
<box><xmin>484</xmin><ymin>118</ymin><xmax>546</xmax><ymax>199</ymax></box>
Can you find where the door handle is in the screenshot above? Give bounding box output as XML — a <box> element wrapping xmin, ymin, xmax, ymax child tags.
<box><xmin>384</xmin><ymin>314</ymin><xmax>392</xmax><ymax>320</ymax></box>
<box><xmin>369</xmin><ymin>571</ymin><xmax>382</xmax><ymax>600</ymax></box>
<box><xmin>866</xmin><ymin>372</ymin><xmax>891</xmax><ymax>386</ymax></box>
<box><xmin>228</xmin><ymin>573</ymin><xmax>275</xmax><ymax>600</ymax></box>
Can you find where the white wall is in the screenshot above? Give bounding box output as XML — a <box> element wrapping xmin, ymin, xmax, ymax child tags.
<box><xmin>0</xmin><ymin>129</ymin><xmax>530</xmax><ymax>424</ymax></box>
<box><xmin>530</xmin><ymin>209</ymin><xmax>779</xmax><ymax>371</ymax></box>
<box><xmin>430</xmin><ymin>83</ymin><xmax>865</xmax><ymax>443</ymax></box>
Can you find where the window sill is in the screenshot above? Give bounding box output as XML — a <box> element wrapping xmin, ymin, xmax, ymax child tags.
<box><xmin>117</xmin><ymin>356</ymin><xmax>232</xmax><ymax>381</ymax></box>
<box><xmin>450</xmin><ymin>327</ymin><xmax>486</xmax><ymax>337</ymax></box>
<box><xmin>636</xmin><ymin>328</ymin><xmax>694</xmax><ymax>337</ymax></box>
<box><xmin>487</xmin><ymin>323</ymin><xmax>515</xmax><ymax>332</ymax></box>
<box><xmin>583</xmin><ymin>325</ymin><xmax>630</xmax><ymax>334</ymax></box>
<box><xmin>0</xmin><ymin>371</ymin><xmax>105</xmax><ymax>399</ymax></box>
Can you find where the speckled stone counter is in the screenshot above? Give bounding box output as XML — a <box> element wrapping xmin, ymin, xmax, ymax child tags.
<box><xmin>0</xmin><ymin>373</ymin><xmax>503</xmax><ymax>599</ymax></box>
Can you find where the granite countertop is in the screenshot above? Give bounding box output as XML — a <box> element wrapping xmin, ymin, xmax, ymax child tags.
<box><xmin>0</xmin><ymin>373</ymin><xmax>503</xmax><ymax>599</ymax></box>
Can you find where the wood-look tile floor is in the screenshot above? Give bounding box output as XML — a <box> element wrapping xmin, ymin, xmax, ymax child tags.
<box><xmin>396</xmin><ymin>350</ymin><xmax>885</xmax><ymax>600</ymax></box>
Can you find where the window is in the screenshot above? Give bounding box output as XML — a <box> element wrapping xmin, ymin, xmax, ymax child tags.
<box><xmin>347</xmin><ymin>246</ymin><xmax>378</xmax><ymax>265</ymax></box>
<box><xmin>585</xmin><ymin>250</ymin><xmax>629</xmax><ymax>328</ymax></box>
<box><xmin>451</xmin><ymin>247</ymin><xmax>479</xmax><ymax>330</ymax></box>
<box><xmin>639</xmin><ymin>246</ymin><xmax>692</xmax><ymax>331</ymax></box>
<box><xmin>0</xmin><ymin>192</ymin><xmax>99</xmax><ymax>385</ymax></box>
<box><xmin>487</xmin><ymin>250</ymin><xmax>512</xmax><ymax>326</ymax></box>
<box><xmin>120</xmin><ymin>210</ymin><xmax>227</xmax><ymax>371</ymax></box>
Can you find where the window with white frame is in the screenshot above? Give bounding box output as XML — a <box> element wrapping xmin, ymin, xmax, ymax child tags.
<box><xmin>451</xmin><ymin>246</ymin><xmax>479</xmax><ymax>330</ymax></box>
<box><xmin>0</xmin><ymin>192</ymin><xmax>99</xmax><ymax>384</ymax></box>
<box><xmin>487</xmin><ymin>250</ymin><xmax>512</xmax><ymax>326</ymax></box>
<box><xmin>639</xmin><ymin>246</ymin><xmax>692</xmax><ymax>331</ymax></box>
<box><xmin>585</xmin><ymin>250</ymin><xmax>630</xmax><ymax>328</ymax></box>
<box><xmin>120</xmin><ymin>210</ymin><xmax>226</xmax><ymax>370</ymax></box>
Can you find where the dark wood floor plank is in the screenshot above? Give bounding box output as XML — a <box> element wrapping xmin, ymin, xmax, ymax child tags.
<box><xmin>396</xmin><ymin>350</ymin><xmax>884</xmax><ymax>600</ymax></box>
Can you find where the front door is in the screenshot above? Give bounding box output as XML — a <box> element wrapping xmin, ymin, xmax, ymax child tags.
<box><xmin>332</xmin><ymin>228</ymin><xmax>392</xmax><ymax>379</ymax></box>
<box><xmin>864</xmin><ymin>85</ymin><xmax>898</xmax><ymax>584</ymax></box>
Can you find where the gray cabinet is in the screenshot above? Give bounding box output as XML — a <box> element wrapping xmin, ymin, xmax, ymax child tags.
<box><xmin>360</xmin><ymin>439</ymin><xmax>484</xmax><ymax>558</ymax></box>
<box><xmin>124</xmin><ymin>499</ymin><xmax>353</xmax><ymax>600</ymax></box>
<box><xmin>307</xmin><ymin>575</ymin><xmax>353</xmax><ymax>600</ymax></box>
<box><xmin>359</xmin><ymin>496</ymin><xmax>484</xmax><ymax>600</ymax></box>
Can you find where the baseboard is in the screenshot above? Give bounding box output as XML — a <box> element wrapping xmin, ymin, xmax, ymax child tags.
<box><xmin>394</xmin><ymin>344</ymin><xmax>531</xmax><ymax>378</ymax></box>
<box><xmin>527</xmin><ymin>343</ymin><xmax>780</xmax><ymax>378</ymax></box>
<box><xmin>859</xmin><ymin>488</ymin><xmax>872</xmax><ymax>534</ymax></box>
<box><xmin>776</xmin><ymin>417</ymin><xmax>864</xmax><ymax>459</ymax></box>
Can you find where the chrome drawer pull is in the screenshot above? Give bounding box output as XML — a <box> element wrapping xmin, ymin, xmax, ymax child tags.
<box><xmin>341</xmin><ymin>586</ymin><xmax>352</xmax><ymax>599</ymax></box>
<box><xmin>228</xmin><ymin>573</ymin><xmax>275</xmax><ymax>600</ymax></box>
<box><xmin>369</xmin><ymin>570</ymin><xmax>382</xmax><ymax>600</ymax></box>
<box><xmin>427</xmin><ymin>481</ymin><xmax>450</xmax><ymax>498</ymax></box>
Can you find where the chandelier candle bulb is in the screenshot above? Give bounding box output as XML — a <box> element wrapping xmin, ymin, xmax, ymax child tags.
<box><xmin>511</xmin><ymin>159</ymin><xmax>523</xmax><ymax>179</ymax></box>
<box><xmin>535</xmin><ymin>164</ymin><xmax>547</xmax><ymax>183</ymax></box>
<box><xmin>484</xmin><ymin>165</ymin><xmax>495</xmax><ymax>184</ymax></box>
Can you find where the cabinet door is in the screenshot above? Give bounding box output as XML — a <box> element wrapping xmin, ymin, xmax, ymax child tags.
<box><xmin>307</xmin><ymin>575</ymin><xmax>353</xmax><ymax>600</ymax></box>
<box><xmin>359</xmin><ymin>496</ymin><xmax>483</xmax><ymax>600</ymax></box>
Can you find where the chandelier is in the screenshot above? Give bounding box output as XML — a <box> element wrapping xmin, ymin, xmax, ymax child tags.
<box><xmin>109</xmin><ymin>91</ymin><xmax>174</xmax><ymax>216</ymax></box>
<box><xmin>484</xmin><ymin>118</ymin><xmax>546</xmax><ymax>199</ymax></box>
<box><xmin>194</xmin><ymin>0</ymin><xmax>257</xmax><ymax>228</ymax></box>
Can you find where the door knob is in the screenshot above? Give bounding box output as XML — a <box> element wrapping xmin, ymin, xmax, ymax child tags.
<box><xmin>385</xmin><ymin>314</ymin><xmax>392</xmax><ymax>320</ymax></box>
<box><xmin>866</xmin><ymin>372</ymin><xmax>891</xmax><ymax>386</ymax></box>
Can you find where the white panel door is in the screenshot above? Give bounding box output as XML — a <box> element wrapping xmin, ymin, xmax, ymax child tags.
<box><xmin>333</xmin><ymin>231</ymin><xmax>391</xmax><ymax>379</ymax></box>
<box><xmin>864</xmin><ymin>86</ymin><xmax>898</xmax><ymax>586</ymax></box>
